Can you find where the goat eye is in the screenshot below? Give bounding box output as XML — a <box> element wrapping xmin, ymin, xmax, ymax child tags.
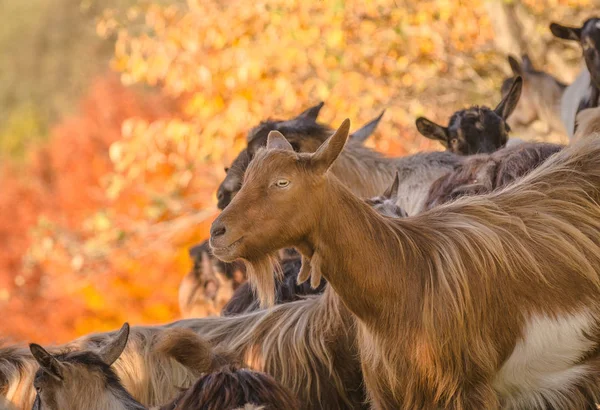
<box><xmin>275</xmin><ymin>179</ymin><xmax>290</xmax><ymax>188</ymax></box>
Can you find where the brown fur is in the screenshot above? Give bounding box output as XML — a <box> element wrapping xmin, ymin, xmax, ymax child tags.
<box><xmin>221</xmin><ymin>253</ymin><xmax>326</xmax><ymax>316</ymax></box>
<box><xmin>0</xmin><ymin>344</ymin><xmax>42</xmax><ymax>408</ymax></box>
<box><xmin>211</xmin><ymin>120</ymin><xmax>600</xmax><ymax>409</ymax></box>
<box><xmin>177</xmin><ymin>288</ymin><xmax>365</xmax><ymax>409</ymax></box>
<box><xmin>575</xmin><ymin>107</ymin><xmax>600</xmax><ymax>142</ymax></box>
<box><xmin>153</xmin><ymin>328</ymin><xmax>235</xmax><ymax>373</ymax></box>
<box><xmin>424</xmin><ymin>142</ymin><xmax>563</xmax><ymax>209</ymax></box>
<box><xmin>160</xmin><ymin>366</ymin><xmax>299</xmax><ymax>410</ymax></box>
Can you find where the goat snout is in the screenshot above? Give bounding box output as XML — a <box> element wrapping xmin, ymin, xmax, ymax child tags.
<box><xmin>210</xmin><ymin>222</ymin><xmax>227</xmax><ymax>239</ymax></box>
<box><xmin>209</xmin><ymin>218</ymin><xmax>243</xmax><ymax>262</ymax></box>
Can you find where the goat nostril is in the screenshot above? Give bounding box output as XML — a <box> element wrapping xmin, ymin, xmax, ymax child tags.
<box><xmin>211</xmin><ymin>224</ymin><xmax>226</xmax><ymax>238</ymax></box>
<box><xmin>217</xmin><ymin>191</ymin><xmax>224</xmax><ymax>201</ymax></box>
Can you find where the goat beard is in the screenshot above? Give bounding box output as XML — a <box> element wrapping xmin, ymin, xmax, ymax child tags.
<box><xmin>244</xmin><ymin>254</ymin><xmax>282</xmax><ymax>308</ymax></box>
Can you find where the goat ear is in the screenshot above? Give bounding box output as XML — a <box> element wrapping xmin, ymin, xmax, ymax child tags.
<box><xmin>310</xmin><ymin>119</ymin><xmax>351</xmax><ymax>174</ymax></box>
<box><xmin>507</xmin><ymin>55</ymin><xmax>522</xmax><ymax>76</ymax></box>
<box><xmin>350</xmin><ymin>110</ymin><xmax>385</xmax><ymax>143</ymax></box>
<box><xmin>98</xmin><ymin>323</ymin><xmax>130</xmax><ymax>366</ymax></box>
<box><xmin>30</xmin><ymin>344</ymin><xmax>64</xmax><ymax>381</ymax></box>
<box><xmin>415</xmin><ymin>117</ymin><xmax>449</xmax><ymax>146</ymax></box>
<box><xmin>495</xmin><ymin>76</ymin><xmax>522</xmax><ymax>120</ymax></box>
<box><xmin>295</xmin><ymin>102</ymin><xmax>324</xmax><ymax>122</ymax></box>
<box><xmin>266</xmin><ymin>131</ymin><xmax>294</xmax><ymax>152</ymax></box>
<box><xmin>550</xmin><ymin>22</ymin><xmax>582</xmax><ymax>41</ymax></box>
<box><xmin>383</xmin><ymin>172</ymin><xmax>400</xmax><ymax>200</ymax></box>
<box><xmin>521</xmin><ymin>54</ymin><xmax>533</xmax><ymax>72</ymax></box>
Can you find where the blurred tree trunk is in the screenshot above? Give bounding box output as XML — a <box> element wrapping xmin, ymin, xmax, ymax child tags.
<box><xmin>485</xmin><ymin>0</ymin><xmax>528</xmax><ymax>57</ymax></box>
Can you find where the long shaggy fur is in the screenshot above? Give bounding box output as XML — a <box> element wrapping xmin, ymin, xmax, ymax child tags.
<box><xmin>425</xmin><ymin>142</ymin><xmax>563</xmax><ymax>209</ymax></box>
<box><xmin>153</xmin><ymin>328</ymin><xmax>235</xmax><ymax>373</ymax></box>
<box><xmin>0</xmin><ymin>345</ymin><xmax>43</xmax><ymax>408</ymax></box>
<box><xmin>1</xmin><ymin>327</ymin><xmax>215</xmax><ymax>409</ymax></box>
<box><xmin>317</xmin><ymin>135</ymin><xmax>600</xmax><ymax>409</ymax></box>
<box><xmin>179</xmin><ymin>288</ymin><xmax>365</xmax><ymax>409</ymax></box>
<box><xmin>244</xmin><ymin>255</ymin><xmax>282</xmax><ymax>308</ymax></box>
<box><xmin>1</xmin><ymin>289</ymin><xmax>364</xmax><ymax>410</ymax></box>
<box><xmin>30</xmin><ymin>329</ymin><xmax>296</xmax><ymax>410</ymax></box>
<box><xmin>222</xmin><ymin>254</ymin><xmax>326</xmax><ymax>316</ymax></box>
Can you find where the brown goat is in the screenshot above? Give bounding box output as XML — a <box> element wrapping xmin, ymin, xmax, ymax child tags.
<box><xmin>424</xmin><ymin>141</ymin><xmax>563</xmax><ymax>209</ymax></box>
<box><xmin>416</xmin><ymin>77</ymin><xmax>522</xmax><ymax>155</ymax></box>
<box><xmin>211</xmin><ymin>120</ymin><xmax>600</xmax><ymax>409</ymax></box>
<box><xmin>29</xmin><ymin>324</ymin><xmax>297</xmax><ymax>410</ymax></box>
<box><xmin>502</xmin><ymin>55</ymin><xmax>566</xmax><ymax>135</ymax></box>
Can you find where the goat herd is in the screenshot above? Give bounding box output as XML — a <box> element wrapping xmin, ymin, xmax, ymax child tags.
<box><xmin>2</xmin><ymin>16</ymin><xmax>600</xmax><ymax>410</ymax></box>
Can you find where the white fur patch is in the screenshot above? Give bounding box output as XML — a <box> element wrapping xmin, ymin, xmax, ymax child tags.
<box><xmin>506</xmin><ymin>138</ymin><xmax>525</xmax><ymax>147</ymax></box>
<box><xmin>493</xmin><ymin>310</ymin><xmax>597</xmax><ymax>408</ymax></box>
<box><xmin>561</xmin><ymin>67</ymin><xmax>592</xmax><ymax>139</ymax></box>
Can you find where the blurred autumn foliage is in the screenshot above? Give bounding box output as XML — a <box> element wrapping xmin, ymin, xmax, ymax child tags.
<box><xmin>0</xmin><ymin>0</ymin><xmax>593</xmax><ymax>343</ymax></box>
<box><xmin>0</xmin><ymin>76</ymin><xmax>177</xmax><ymax>341</ymax></box>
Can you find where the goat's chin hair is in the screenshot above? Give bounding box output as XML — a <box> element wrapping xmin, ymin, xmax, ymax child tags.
<box><xmin>245</xmin><ymin>254</ymin><xmax>281</xmax><ymax>308</ymax></box>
